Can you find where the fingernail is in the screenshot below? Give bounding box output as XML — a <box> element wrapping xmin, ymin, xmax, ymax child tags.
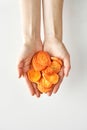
<box><xmin>31</xmin><ymin>93</ymin><xmax>35</xmax><ymax>96</ymax></box>
<box><xmin>47</xmin><ymin>93</ymin><xmax>51</xmax><ymax>96</ymax></box>
<box><xmin>36</xmin><ymin>95</ymin><xmax>40</xmax><ymax>98</ymax></box>
<box><xmin>53</xmin><ymin>89</ymin><xmax>58</xmax><ymax>94</ymax></box>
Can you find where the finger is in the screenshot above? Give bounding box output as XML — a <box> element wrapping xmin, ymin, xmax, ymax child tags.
<box><xmin>47</xmin><ymin>85</ymin><xmax>54</xmax><ymax>96</ymax></box>
<box><xmin>32</xmin><ymin>83</ymin><xmax>41</xmax><ymax>98</ymax></box>
<box><xmin>18</xmin><ymin>68</ymin><xmax>23</xmax><ymax>78</ymax></box>
<box><xmin>24</xmin><ymin>56</ymin><xmax>32</xmax><ymax>65</ymax></box>
<box><xmin>18</xmin><ymin>60</ymin><xmax>24</xmax><ymax>68</ymax></box>
<box><xmin>53</xmin><ymin>68</ymin><xmax>64</xmax><ymax>94</ymax></box>
<box><xmin>64</xmin><ymin>57</ymin><xmax>71</xmax><ymax>77</ymax></box>
<box><xmin>18</xmin><ymin>60</ymin><xmax>24</xmax><ymax>78</ymax></box>
<box><xmin>53</xmin><ymin>78</ymin><xmax>63</xmax><ymax>94</ymax></box>
<box><xmin>23</xmin><ymin>65</ymin><xmax>30</xmax><ymax>73</ymax></box>
<box><xmin>24</xmin><ymin>73</ymin><xmax>35</xmax><ymax>96</ymax></box>
<box><xmin>24</xmin><ymin>57</ymin><xmax>31</xmax><ymax>66</ymax></box>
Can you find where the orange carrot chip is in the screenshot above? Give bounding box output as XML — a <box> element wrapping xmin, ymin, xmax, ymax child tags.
<box><xmin>36</xmin><ymin>51</ymin><xmax>51</xmax><ymax>67</ymax></box>
<box><xmin>43</xmin><ymin>72</ymin><xmax>60</xmax><ymax>84</ymax></box>
<box><xmin>37</xmin><ymin>77</ymin><xmax>52</xmax><ymax>93</ymax></box>
<box><xmin>50</xmin><ymin>60</ymin><xmax>62</xmax><ymax>73</ymax></box>
<box><xmin>51</xmin><ymin>57</ymin><xmax>63</xmax><ymax>66</ymax></box>
<box><xmin>32</xmin><ymin>54</ymin><xmax>46</xmax><ymax>71</ymax></box>
<box><xmin>27</xmin><ymin>69</ymin><xmax>41</xmax><ymax>83</ymax></box>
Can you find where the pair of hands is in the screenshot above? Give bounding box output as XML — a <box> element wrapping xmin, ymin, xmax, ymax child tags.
<box><xmin>17</xmin><ymin>37</ymin><xmax>71</xmax><ymax>97</ymax></box>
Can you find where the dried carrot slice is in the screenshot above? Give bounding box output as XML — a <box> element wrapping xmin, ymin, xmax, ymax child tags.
<box><xmin>27</xmin><ymin>69</ymin><xmax>41</xmax><ymax>83</ymax></box>
<box><xmin>26</xmin><ymin>51</ymin><xmax>63</xmax><ymax>94</ymax></box>
<box><xmin>42</xmin><ymin>66</ymin><xmax>54</xmax><ymax>75</ymax></box>
<box><xmin>37</xmin><ymin>77</ymin><xmax>52</xmax><ymax>93</ymax></box>
<box><xmin>36</xmin><ymin>51</ymin><xmax>51</xmax><ymax>67</ymax></box>
<box><xmin>43</xmin><ymin>72</ymin><xmax>59</xmax><ymax>84</ymax></box>
<box><xmin>38</xmin><ymin>77</ymin><xmax>52</xmax><ymax>88</ymax></box>
<box><xmin>51</xmin><ymin>57</ymin><xmax>63</xmax><ymax>66</ymax></box>
<box><xmin>32</xmin><ymin>54</ymin><xmax>46</xmax><ymax>71</ymax></box>
<box><xmin>50</xmin><ymin>60</ymin><xmax>62</xmax><ymax>73</ymax></box>
<box><xmin>37</xmin><ymin>85</ymin><xmax>52</xmax><ymax>93</ymax></box>
<box><xmin>44</xmin><ymin>60</ymin><xmax>62</xmax><ymax>74</ymax></box>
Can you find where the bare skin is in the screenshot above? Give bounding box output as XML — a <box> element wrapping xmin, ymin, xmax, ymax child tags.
<box><xmin>17</xmin><ymin>0</ymin><xmax>71</xmax><ymax>97</ymax></box>
<box><xmin>18</xmin><ymin>0</ymin><xmax>42</xmax><ymax>97</ymax></box>
<box><xmin>42</xmin><ymin>0</ymin><xmax>71</xmax><ymax>96</ymax></box>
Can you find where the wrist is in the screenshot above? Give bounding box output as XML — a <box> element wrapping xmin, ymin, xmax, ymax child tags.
<box><xmin>44</xmin><ymin>24</ymin><xmax>62</xmax><ymax>42</ymax></box>
<box><xmin>20</xmin><ymin>0</ymin><xmax>41</xmax><ymax>46</ymax></box>
<box><xmin>44</xmin><ymin>35</ymin><xmax>62</xmax><ymax>43</ymax></box>
<box><xmin>22</xmin><ymin>32</ymin><xmax>41</xmax><ymax>45</ymax></box>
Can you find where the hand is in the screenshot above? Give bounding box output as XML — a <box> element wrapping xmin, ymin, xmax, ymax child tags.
<box><xmin>17</xmin><ymin>39</ymin><xmax>42</xmax><ymax>97</ymax></box>
<box><xmin>43</xmin><ymin>37</ymin><xmax>71</xmax><ymax>96</ymax></box>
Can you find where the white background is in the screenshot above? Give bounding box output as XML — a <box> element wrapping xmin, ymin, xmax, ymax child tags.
<box><xmin>0</xmin><ymin>0</ymin><xmax>87</xmax><ymax>130</ymax></box>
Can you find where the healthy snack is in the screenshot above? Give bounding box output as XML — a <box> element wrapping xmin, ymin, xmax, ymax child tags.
<box><xmin>32</xmin><ymin>51</ymin><xmax>51</xmax><ymax>71</ymax></box>
<box><xmin>27</xmin><ymin>69</ymin><xmax>41</xmax><ymax>83</ymax></box>
<box><xmin>37</xmin><ymin>77</ymin><xmax>52</xmax><ymax>93</ymax></box>
<box><xmin>42</xmin><ymin>72</ymin><xmax>60</xmax><ymax>84</ymax></box>
<box><xmin>27</xmin><ymin>51</ymin><xmax>63</xmax><ymax>93</ymax></box>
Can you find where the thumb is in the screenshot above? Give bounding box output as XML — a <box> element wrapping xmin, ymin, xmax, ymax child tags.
<box><xmin>63</xmin><ymin>57</ymin><xmax>71</xmax><ymax>77</ymax></box>
<box><xmin>17</xmin><ymin>60</ymin><xmax>24</xmax><ymax>78</ymax></box>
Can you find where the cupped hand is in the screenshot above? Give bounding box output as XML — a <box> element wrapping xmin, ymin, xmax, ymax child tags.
<box><xmin>17</xmin><ymin>39</ymin><xmax>43</xmax><ymax>97</ymax></box>
<box><xmin>43</xmin><ymin>37</ymin><xmax>71</xmax><ymax>95</ymax></box>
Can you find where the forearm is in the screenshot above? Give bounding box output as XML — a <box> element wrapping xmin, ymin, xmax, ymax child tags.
<box><xmin>42</xmin><ymin>0</ymin><xmax>63</xmax><ymax>41</ymax></box>
<box><xmin>20</xmin><ymin>0</ymin><xmax>41</xmax><ymax>44</ymax></box>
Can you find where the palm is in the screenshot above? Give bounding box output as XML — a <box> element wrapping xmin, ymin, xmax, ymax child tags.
<box><xmin>17</xmin><ymin>39</ymin><xmax>43</xmax><ymax>97</ymax></box>
<box><xmin>44</xmin><ymin>38</ymin><xmax>69</xmax><ymax>59</ymax></box>
<box><xmin>43</xmin><ymin>38</ymin><xmax>71</xmax><ymax>95</ymax></box>
<box><xmin>18</xmin><ymin>40</ymin><xmax>42</xmax><ymax>76</ymax></box>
